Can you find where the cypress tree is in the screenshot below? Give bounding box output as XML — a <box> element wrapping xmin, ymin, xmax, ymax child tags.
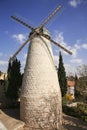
<box><xmin>58</xmin><ymin>51</ymin><xmax>67</xmax><ymax>97</ymax></box>
<box><xmin>6</xmin><ymin>58</ymin><xmax>22</xmax><ymax>101</ymax></box>
<box><xmin>4</xmin><ymin>62</ymin><xmax>11</xmax><ymax>95</ymax></box>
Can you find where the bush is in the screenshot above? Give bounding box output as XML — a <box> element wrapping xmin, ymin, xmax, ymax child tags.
<box><xmin>63</xmin><ymin>103</ymin><xmax>87</xmax><ymax>122</ymax></box>
<box><xmin>62</xmin><ymin>94</ymin><xmax>75</xmax><ymax>107</ymax></box>
<box><xmin>63</xmin><ymin>105</ymin><xmax>83</xmax><ymax>118</ymax></box>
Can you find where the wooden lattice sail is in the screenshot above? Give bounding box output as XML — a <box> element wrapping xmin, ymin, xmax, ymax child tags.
<box><xmin>20</xmin><ymin>28</ymin><xmax>62</xmax><ymax>129</ymax></box>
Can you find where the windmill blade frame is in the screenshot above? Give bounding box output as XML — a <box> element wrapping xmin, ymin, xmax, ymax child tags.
<box><xmin>11</xmin><ymin>16</ymin><xmax>34</xmax><ymax>30</ymax></box>
<box><xmin>41</xmin><ymin>34</ymin><xmax>72</xmax><ymax>55</ymax></box>
<box><xmin>10</xmin><ymin>4</ymin><xmax>72</xmax><ymax>62</ymax></box>
<box><xmin>9</xmin><ymin>38</ymin><xmax>30</xmax><ymax>62</ymax></box>
<box><xmin>11</xmin><ymin>5</ymin><xmax>62</xmax><ymax>30</ymax></box>
<box><xmin>9</xmin><ymin>28</ymin><xmax>43</xmax><ymax>62</ymax></box>
<box><xmin>10</xmin><ymin>28</ymin><xmax>72</xmax><ymax>62</ymax></box>
<box><xmin>40</xmin><ymin>5</ymin><xmax>62</xmax><ymax>27</ymax></box>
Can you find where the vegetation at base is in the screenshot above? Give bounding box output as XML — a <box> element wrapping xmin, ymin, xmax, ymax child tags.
<box><xmin>62</xmin><ymin>64</ymin><xmax>87</xmax><ymax>123</ymax></box>
<box><xmin>63</xmin><ymin>102</ymin><xmax>87</xmax><ymax>123</ymax></box>
<box><xmin>58</xmin><ymin>51</ymin><xmax>67</xmax><ymax>97</ymax></box>
<box><xmin>75</xmin><ymin>65</ymin><xmax>87</xmax><ymax>101</ymax></box>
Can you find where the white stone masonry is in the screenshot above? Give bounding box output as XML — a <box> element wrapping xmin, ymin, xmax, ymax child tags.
<box><xmin>20</xmin><ymin>29</ymin><xmax>62</xmax><ymax>130</ymax></box>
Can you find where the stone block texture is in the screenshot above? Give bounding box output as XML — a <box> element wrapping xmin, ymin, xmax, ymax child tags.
<box><xmin>20</xmin><ymin>33</ymin><xmax>62</xmax><ymax>130</ymax></box>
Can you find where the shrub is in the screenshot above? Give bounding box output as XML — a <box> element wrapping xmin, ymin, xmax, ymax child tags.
<box><xmin>63</xmin><ymin>103</ymin><xmax>87</xmax><ymax>122</ymax></box>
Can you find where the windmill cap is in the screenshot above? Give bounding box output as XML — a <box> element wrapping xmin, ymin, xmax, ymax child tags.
<box><xmin>43</xmin><ymin>27</ymin><xmax>50</xmax><ymax>36</ymax></box>
<box><xmin>29</xmin><ymin>27</ymin><xmax>50</xmax><ymax>38</ymax></box>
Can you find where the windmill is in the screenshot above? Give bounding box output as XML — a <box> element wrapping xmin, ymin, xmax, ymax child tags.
<box><xmin>10</xmin><ymin>4</ymin><xmax>72</xmax><ymax>130</ymax></box>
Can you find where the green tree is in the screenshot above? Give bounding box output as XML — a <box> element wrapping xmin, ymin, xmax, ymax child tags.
<box><xmin>6</xmin><ymin>58</ymin><xmax>22</xmax><ymax>101</ymax></box>
<box><xmin>4</xmin><ymin>62</ymin><xmax>12</xmax><ymax>95</ymax></box>
<box><xmin>0</xmin><ymin>70</ymin><xmax>1</xmax><ymax>76</ymax></box>
<box><xmin>74</xmin><ymin>74</ymin><xmax>79</xmax><ymax>98</ymax></box>
<box><xmin>58</xmin><ymin>51</ymin><xmax>67</xmax><ymax>97</ymax></box>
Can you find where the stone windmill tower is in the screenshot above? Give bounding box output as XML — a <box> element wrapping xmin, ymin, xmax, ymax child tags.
<box><xmin>10</xmin><ymin>4</ymin><xmax>72</xmax><ymax>130</ymax></box>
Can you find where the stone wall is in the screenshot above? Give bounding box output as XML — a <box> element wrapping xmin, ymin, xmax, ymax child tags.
<box><xmin>20</xmin><ymin>33</ymin><xmax>62</xmax><ymax>130</ymax></box>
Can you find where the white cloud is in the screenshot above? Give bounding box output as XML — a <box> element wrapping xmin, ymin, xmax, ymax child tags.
<box><xmin>0</xmin><ymin>60</ymin><xmax>8</xmax><ymax>65</ymax></box>
<box><xmin>53</xmin><ymin>31</ymin><xmax>87</xmax><ymax>59</ymax></box>
<box><xmin>12</xmin><ymin>34</ymin><xmax>26</xmax><ymax>44</ymax></box>
<box><xmin>71</xmin><ymin>48</ymin><xmax>77</xmax><ymax>58</ymax></box>
<box><xmin>69</xmin><ymin>0</ymin><xmax>82</xmax><ymax>8</ymax></box>
<box><xmin>53</xmin><ymin>55</ymin><xmax>77</xmax><ymax>75</ymax></box>
<box><xmin>54</xmin><ymin>31</ymin><xmax>72</xmax><ymax>55</ymax></box>
<box><xmin>75</xmin><ymin>43</ymin><xmax>87</xmax><ymax>50</ymax></box>
<box><xmin>54</xmin><ymin>55</ymin><xmax>59</xmax><ymax>67</ymax></box>
<box><xmin>24</xmin><ymin>53</ymin><xmax>27</xmax><ymax>59</ymax></box>
<box><xmin>72</xmin><ymin>43</ymin><xmax>87</xmax><ymax>56</ymax></box>
<box><xmin>70</xmin><ymin>58</ymin><xmax>82</xmax><ymax>64</ymax></box>
<box><xmin>70</xmin><ymin>42</ymin><xmax>87</xmax><ymax>57</ymax></box>
<box><xmin>55</xmin><ymin>31</ymin><xmax>66</xmax><ymax>46</ymax></box>
<box><xmin>82</xmin><ymin>43</ymin><xmax>87</xmax><ymax>49</ymax></box>
<box><xmin>74</xmin><ymin>44</ymin><xmax>81</xmax><ymax>49</ymax></box>
<box><xmin>52</xmin><ymin>30</ymin><xmax>87</xmax><ymax>76</ymax></box>
<box><xmin>65</xmin><ymin>64</ymin><xmax>76</xmax><ymax>75</ymax></box>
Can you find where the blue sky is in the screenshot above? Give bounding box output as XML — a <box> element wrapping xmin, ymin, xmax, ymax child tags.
<box><xmin>0</xmin><ymin>0</ymin><xmax>87</xmax><ymax>75</ymax></box>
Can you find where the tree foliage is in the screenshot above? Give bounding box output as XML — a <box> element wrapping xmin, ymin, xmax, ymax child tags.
<box><xmin>77</xmin><ymin>65</ymin><xmax>87</xmax><ymax>77</ymax></box>
<box><xmin>0</xmin><ymin>70</ymin><xmax>1</xmax><ymax>76</ymax></box>
<box><xmin>58</xmin><ymin>51</ymin><xmax>67</xmax><ymax>97</ymax></box>
<box><xmin>6</xmin><ymin>58</ymin><xmax>22</xmax><ymax>101</ymax></box>
<box><xmin>77</xmin><ymin>65</ymin><xmax>87</xmax><ymax>91</ymax></box>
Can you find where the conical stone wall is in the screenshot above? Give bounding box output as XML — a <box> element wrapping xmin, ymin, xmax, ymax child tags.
<box><xmin>20</xmin><ymin>30</ymin><xmax>62</xmax><ymax>130</ymax></box>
